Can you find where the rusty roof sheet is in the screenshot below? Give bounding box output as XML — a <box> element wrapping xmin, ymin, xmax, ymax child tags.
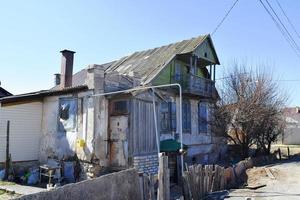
<box><xmin>105</xmin><ymin>35</ymin><xmax>211</xmax><ymax>84</ymax></box>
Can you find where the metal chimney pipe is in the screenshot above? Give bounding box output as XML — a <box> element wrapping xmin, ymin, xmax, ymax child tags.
<box><xmin>54</xmin><ymin>73</ymin><xmax>61</xmax><ymax>86</ymax></box>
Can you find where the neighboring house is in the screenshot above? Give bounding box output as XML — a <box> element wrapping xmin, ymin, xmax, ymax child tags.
<box><xmin>0</xmin><ymin>85</ymin><xmax>12</xmax><ymax>98</ymax></box>
<box><xmin>0</xmin><ymin>35</ymin><xmax>226</xmax><ymax>179</ymax></box>
<box><xmin>281</xmin><ymin>107</ymin><xmax>300</xmax><ymax>145</ymax></box>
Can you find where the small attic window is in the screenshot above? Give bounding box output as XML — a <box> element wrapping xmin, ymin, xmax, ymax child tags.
<box><xmin>112</xmin><ymin>100</ymin><xmax>128</xmax><ymax>114</ymax></box>
<box><xmin>204</xmin><ymin>52</ymin><xmax>208</xmax><ymax>58</ymax></box>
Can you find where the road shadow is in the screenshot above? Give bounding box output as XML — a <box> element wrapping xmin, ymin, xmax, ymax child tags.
<box><xmin>228</xmin><ymin>190</ymin><xmax>300</xmax><ymax>198</ymax></box>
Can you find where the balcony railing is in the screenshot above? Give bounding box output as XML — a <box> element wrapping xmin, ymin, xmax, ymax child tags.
<box><xmin>171</xmin><ymin>74</ymin><xmax>215</xmax><ymax>97</ymax></box>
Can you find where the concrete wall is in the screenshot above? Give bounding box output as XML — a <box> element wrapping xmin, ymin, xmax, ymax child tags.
<box><xmin>283</xmin><ymin>125</ymin><xmax>300</xmax><ymax>145</ymax></box>
<box><xmin>16</xmin><ymin>169</ymin><xmax>142</xmax><ymax>200</ymax></box>
<box><xmin>87</xmin><ymin>65</ymin><xmax>109</xmax><ymax>166</ymax></box>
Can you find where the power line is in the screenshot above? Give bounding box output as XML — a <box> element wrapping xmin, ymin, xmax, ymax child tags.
<box><xmin>276</xmin><ymin>79</ymin><xmax>300</xmax><ymax>82</ymax></box>
<box><xmin>275</xmin><ymin>0</ymin><xmax>300</xmax><ymax>41</ymax></box>
<box><xmin>259</xmin><ymin>0</ymin><xmax>300</xmax><ymax>54</ymax></box>
<box><xmin>216</xmin><ymin>73</ymin><xmax>300</xmax><ymax>82</ymax></box>
<box><xmin>258</xmin><ymin>0</ymin><xmax>300</xmax><ymax>58</ymax></box>
<box><xmin>216</xmin><ymin>75</ymin><xmax>300</xmax><ymax>82</ymax></box>
<box><xmin>264</xmin><ymin>0</ymin><xmax>300</xmax><ymax>52</ymax></box>
<box><xmin>211</xmin><ymin>0</ymin><xmax>240</xmax><ymax>36</ymax></box>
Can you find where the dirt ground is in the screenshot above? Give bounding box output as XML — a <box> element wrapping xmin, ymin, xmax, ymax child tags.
<box><xmin>228</xmin><ymin>155</ymin><xmax>300</xmax><ymax>200</ymax></box>
<box><xmin>0</xmin><ymin>190</ymin><xmax>19</xmax><ymax>200</ymax></box>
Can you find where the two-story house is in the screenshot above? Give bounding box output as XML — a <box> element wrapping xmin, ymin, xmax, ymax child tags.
<box><xmin>0</xmin><ymin>35</ymin><xmax>226</xmax><ymax>180</ymax></box>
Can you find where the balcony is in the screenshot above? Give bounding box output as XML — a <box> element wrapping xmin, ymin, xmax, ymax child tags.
<box><xmin>171</xmin><ymin>74</ymin><xmax>215</xmax><ymax>98</ymax></box>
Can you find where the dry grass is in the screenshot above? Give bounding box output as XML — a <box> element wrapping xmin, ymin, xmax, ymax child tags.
<box><xmin>246</xmin><ymin>167</ymin><xmax>268</xmax><ymax>186</ymax></box>
<box><xmin>0</xmin><ymin>181</ymin><xmax>15</xmax><ymax>186</ymax></box>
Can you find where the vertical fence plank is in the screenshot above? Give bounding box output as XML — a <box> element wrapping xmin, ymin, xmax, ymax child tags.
<box><xmin>158</xmin><ymin>153</ymin><xmax>170</xmax><ymax>200</ymax></box>
<box><xmin>183</xmin><ymin>164</ymin><xmax>227</xmax><ymax>200</ymax></box>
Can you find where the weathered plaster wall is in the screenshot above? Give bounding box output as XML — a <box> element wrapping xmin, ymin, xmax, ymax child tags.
<box><xmin>86</xmin><ymin>65</ymin><xmax>109</xmax><ymax>166</ymax></box>
<box><xmin>176</xmin><ymin>97</ymin><xmax>225</xmax><ymax>163</ymax></box>
<box><xmin>39</xmin><ymin>91</ymin><xmax>93</xmax><ymax>163</ymax></box>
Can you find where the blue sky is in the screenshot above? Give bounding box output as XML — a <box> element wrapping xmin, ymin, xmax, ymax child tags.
<box><xmin>0</xmin><ymin>0</ymin><xmax>299</xmax><ymax>106</ymax></box>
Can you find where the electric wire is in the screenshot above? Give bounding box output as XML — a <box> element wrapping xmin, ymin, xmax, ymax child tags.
<box><xmin>264</xmin><ymin>0</ymin><xmax>300</xmax><ymax>52</ymax></box>
<box><xmin>258</xmin><ymin>0</ymin><xmax>300</xmax><ymax>58</ymax></box>
<box><xmin>275</xmin><ymin>0</ymin><xmax>300</xmax><ymax>41</ymax></box>
<box><xmin>211</xmin><ymin>0</ymin><xmax>240</xmax><ymax>36</ymax></box>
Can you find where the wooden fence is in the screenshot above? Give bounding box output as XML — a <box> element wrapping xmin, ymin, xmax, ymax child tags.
<box><xmin>139</xmin><ymin>173</ymin><xmax>156</xmax><ymax>200</ymax></box>
<box><xmin>138</xmin><ymin>154</ymin><xmax>170</xmax><ymax>200</ymax></box>
<box><xmin>182</xmin><ymin>164</ymin><xmax>226</xmax><ymax>200</ymax></box>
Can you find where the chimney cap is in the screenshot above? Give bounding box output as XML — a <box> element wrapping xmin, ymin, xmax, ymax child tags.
<box><xmin>60</xmin><ymin>49</ymin><xmax>76</xmax><ymax>54</ymax></box>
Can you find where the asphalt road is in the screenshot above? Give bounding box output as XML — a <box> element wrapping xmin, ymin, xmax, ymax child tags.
<box><xmin>228</xmin><ymin>156</ymin><xmax>300</xmax><ymax>200</ymax></box>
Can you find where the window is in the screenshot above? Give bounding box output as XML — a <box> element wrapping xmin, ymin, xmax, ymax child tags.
<box><xmin>182</xmin><ymin>100</ymin><xmax>191</xmax><ymax>132</ymax></box>
<box><xmin>199</xmin><ymin>102</ymin><xmax>208</xmax><ymax>133</ymax></box>
<box><xmin>160</xmin><ymin>102</ymin><xmax>176</xmax><ymax>133</ymax></box>
<box><xmin>175</xmin><ymin>63</ymin><xmax>181</xmax><ymax>81</ymax></box>
<box><xmin>58</xmin><ymin>98</ymin><xmax>78</xmax><ymax>132</ymax></box>
<box><xmin>112</xmin><ymin>100</ymin><xmax>128</xmax><ymax>114</ymax></box>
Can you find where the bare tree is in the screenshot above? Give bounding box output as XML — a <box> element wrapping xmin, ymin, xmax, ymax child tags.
<box><xmin>211</xmin><ymin>64</ymin><xmax>287</xmax><ymax>158</ymax></box>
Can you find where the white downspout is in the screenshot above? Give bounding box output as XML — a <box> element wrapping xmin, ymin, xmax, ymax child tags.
<box><xmin>151</xmin><ymin>89</ymin><xmax>160</xmax><ymax>155</ymax></box>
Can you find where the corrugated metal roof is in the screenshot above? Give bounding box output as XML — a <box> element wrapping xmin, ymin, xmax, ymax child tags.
<box><xmin>50</xmin><ymin>34</ymin><xmax>217</xmax><ymax>90</ymax></box>
<box><xmin>0</xmin><ymin>85</ymin><xmax>88</xmax><ymax>104</ymax></box>
<box><xmin>52</xmin><ymin>68</ymin><xmax>87</xmax><ymax>90</ymax></box>
<box><xmin>105</xmin><ymin>35</ymin><xmax>212</xmax><ymax>84</ymax></box>
<box><xmin>51</xmin><ymin>61</ymin><xmax>117</xmax><ymax>90</ymax></box>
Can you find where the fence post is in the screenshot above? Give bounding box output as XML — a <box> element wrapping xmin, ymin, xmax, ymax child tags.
<box><xmin>158</xmin><ymin>153</ymin><xmax>170</xmax><ymax>200</ymax></box>
<box><xmin>4</xmin><ymin>120</ymin><xmax>10</xmax><ymax>180</ymax></box>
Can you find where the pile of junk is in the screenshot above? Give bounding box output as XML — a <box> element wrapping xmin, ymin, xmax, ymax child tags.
<box><xmin>0</xmin><ymin>154</ymin><xmax>81</xmax><ymax>189</ymax></box>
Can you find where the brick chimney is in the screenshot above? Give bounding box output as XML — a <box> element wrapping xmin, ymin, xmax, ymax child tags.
<box><xmin>60</xmin><ymin>49</ymin><xmax>75</xmax><ymax>88</ymax></box>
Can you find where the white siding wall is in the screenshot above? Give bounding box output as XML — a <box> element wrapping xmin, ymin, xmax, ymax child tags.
<box><xmin>0</xmin><ymin>102</ymin><xmax>43</xmax><ymax>162</ymax></box>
